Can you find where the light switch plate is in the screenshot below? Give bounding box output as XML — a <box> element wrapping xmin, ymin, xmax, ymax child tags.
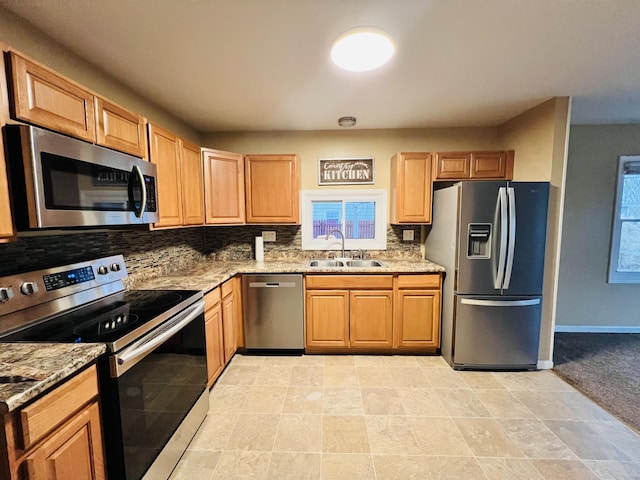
<box><xmin>402</xmin><ymin>230</ymin><xmax>415</xmax><ymax>241</ymax></box>
<box><xmin>262</xmin><ymin>231</ymin><xmax>276</xmax><ymax>242</ymax></box>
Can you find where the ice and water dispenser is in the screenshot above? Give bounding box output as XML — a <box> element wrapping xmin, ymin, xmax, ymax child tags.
<box><xmin>467</xmin><ymin>224</ymin><xmax>491</xmax><ymax>258</ymax></box>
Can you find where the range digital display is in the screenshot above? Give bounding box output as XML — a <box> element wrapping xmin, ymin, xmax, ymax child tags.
<box><xmin>43</xmin><ymin>266</ymin><xmax>95</xmax><ymax>291</ymax></box>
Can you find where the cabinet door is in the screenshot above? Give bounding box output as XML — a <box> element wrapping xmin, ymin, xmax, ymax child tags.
<box><xmin>434</xmin><ymin>152</ymin><xmax>470</xmax><ymax>180</ymax></box>
<box><xmin>148</xmin><ymin>123</ymin><xmax>183</xmax><ymax>228</ymax></box>
<box><xmin>233</xmin><ymin>276</ymin><xmax>245</xmax><ymax>349</ymax></box>
<box><xmin>222</xmin><ymin>289</ymin><xmax>237</xmax><ymax>364</ymax></box>
<box><xmin>22</xmin><ymin>402</ymin><xmax>105</xmax><ymax>480</ymax></box>
<box><xmin>391</xmin><ymin>152</ymin><xmax>432</xmax><ymax>223</ymax></box>
<box><xmin>203</xmin><ymin>149</ymin><xmax>245</xmax><ymax>224</ymax></box>
<box><xmin>469</xmin><ymin>151</ymin><xmax>508</xmax><ymax>179</ymax></box>
<box><xmin>349</xmin><ymin>290</ymin><xmax>393</xmax><ymax>348</ymax></box>
<box><xmin>180</xmin><ymin>139</ymin><xmax>205</xmax><ymax>226</ymax></box>
<box><xmin>8</xmin><ymin>52</ymin><xmax>96</xmax><ymax>143</ymax></box>
<box><xmin>95</xmin><ymin>96</ymin><xmax>147</xmax><ymax>157</ymax></box>
<box><xmin>0</xmin><ymin>85</ymin><xmax>14</xmax><ymax>240</ymax></box>
<box><xmin>305</xmin><ymin>290</ymin><xmax>349</xmax><ymax>348</ymax></box>
<box><xmin>205</xmin><ymin>302</ymin><xmax>224</xmax><ymax>387</ymax></box>
<box><xmin>245</xmin><ymin>154</ymin><xmax>300</xmax><ymax>223</ymax></box>
<box><xmin>394</xmin><ymin>289</ymin><xmax>441</xmax><ymax>348</ymax></box>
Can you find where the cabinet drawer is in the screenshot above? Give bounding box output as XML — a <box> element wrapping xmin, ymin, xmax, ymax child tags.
<box><xmin>205</xmin><ymin>287</ymin><xmax>221</xmax><ymax>310</ymax></box>
<box><xmin>397</xmin><ymin>274</ymin><xmax>441</xmax><ymax>289</ymax></box>
<box><xmin>306</xmin><ymin>275</ymin><xmax>393</xmax><ymax>290</ymax></box>
<box><xmin>19</xmin><ymin>366</ymin><xmax>99</xmax><ymax>449</ymax></box>
<box><xmin>221</xmin><ymin>279</ymin><xmax>234</xmax><ymax>298</ymax></box>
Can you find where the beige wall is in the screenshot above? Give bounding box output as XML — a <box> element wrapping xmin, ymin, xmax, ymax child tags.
<box><xmin>497</xmin><ymin>97</ymin><xmax>572</xmax><ymax>365</ymax></box>
<box><xmin>0</xmin><ymin>5</ymin><xmax>199</xmax><ymax>143</ymax></box>
<box><xmin>556</xmin><ymin>124</ymin><xmax>640</xmax><ymax>330</ymax></box>
<box><xmin>204</xmin><ymin>127</ymin><xmax>499</xmax><ymax>191</ymax></box>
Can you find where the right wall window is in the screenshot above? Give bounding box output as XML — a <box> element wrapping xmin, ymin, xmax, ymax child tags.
<box><xmin>608</xmin><ymin>156</ymin><xmax>640</xmax><ymax>283</ymax></box>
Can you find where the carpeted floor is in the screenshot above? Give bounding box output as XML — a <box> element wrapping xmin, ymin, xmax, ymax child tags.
<box><xmin>553</xmin><ymin>332</ymin><xmax>640</xmax><ymax>434</ymax></box>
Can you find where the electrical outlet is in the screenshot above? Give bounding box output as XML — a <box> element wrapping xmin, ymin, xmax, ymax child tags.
<box><xmin>262</xmin><ymin>231</ymin><xmax>276</xmax><ymax>242</ymax></box>
<box><xmin>402</xmin><ymin>230</ymin><xmax>415</xmax><ymax>241</ymax></box>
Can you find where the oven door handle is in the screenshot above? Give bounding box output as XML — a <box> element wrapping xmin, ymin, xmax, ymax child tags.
<box><xmin>111</xmin><ymin>300</ymin><xmax>204</xmax><ymax>377</ymax></box>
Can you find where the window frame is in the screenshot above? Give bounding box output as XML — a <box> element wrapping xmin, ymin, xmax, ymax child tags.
<box><xmin>608</xmin><ymin>155</ymin><xmax>640</xmax><ymax>283</ymax></box>
<box><xmin>301</xmin><ymin>189</ymin><xmax>387</xmax><ymax>251</ymax></box>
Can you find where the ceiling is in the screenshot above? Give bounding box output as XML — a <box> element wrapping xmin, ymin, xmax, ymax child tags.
<box><xmin>2</xmin><ymin>0</ymin><xmax>640</xmax><ymax>132</ymax></box>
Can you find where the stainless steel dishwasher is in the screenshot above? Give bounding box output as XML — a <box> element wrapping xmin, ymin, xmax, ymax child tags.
<box><xmin>242</xmin><ymin>274</ymin><xmax>304</xmax><ymax>351</ymax></box>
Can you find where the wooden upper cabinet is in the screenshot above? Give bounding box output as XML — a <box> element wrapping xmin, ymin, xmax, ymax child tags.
<box><xmin>203</xmin><ymin>149</ymin><xmax>245</xmax><ymax>224</ymax></box>
<box><xmin>245</xmin><ymin>154</ymin><xmax>300</xmax><ymax>224</ymax></box>
<box><xmin>148</xmin><ymin>122</ymin><xmax>183</xmax><ymax>228</ymax></box>
<box><xmin>433</xmin><ymin>152</ymin><xmax>471</xmax><ymax>179</ymax></box>
<box><xmin>95</xmin><ymin>96</ymin><xmax>147</xmax><ymax>157</ymax></box>
<box><xmin>390</xmin><ymin>152</ymin><xmax>433</xmax><ymax>224</ymax></box>
<box><xmin>434</xmin><ymin>150</ymin><xmax>514</xmax><ymax>181</ymax></box>
<box><xmin>0</xmin><ymin>51</ymin><xmax>15</xmax><ymax>242</ymax></box>
<box><xmin>470</xmin><ymin>151</ymin><xmax>512</xmax><ymax>179</ymax></box>
<box><xmin>179</xmin><ymin>139</ymin><xmax>205</xmax><ymax>226</ymax></box>
<box><xmin>7</xmin><ymin>51</ymin><xmax>96</xmax><ymax>143</ymax></box>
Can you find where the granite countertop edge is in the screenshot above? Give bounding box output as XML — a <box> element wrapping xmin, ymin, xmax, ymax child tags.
<box><xmin>133</xmin><ymin>258</ymin><xmax>446</xmax><ymax>292</ymax></box>
<box><xmin>1</xmin><ymin>258</ymin><xmax>444</xmax><ymax>412</ymax></box>
<box><xmin>0</xmin><ymin>343</ymin><xmax>106</xmax><ymax>413</ymax></box>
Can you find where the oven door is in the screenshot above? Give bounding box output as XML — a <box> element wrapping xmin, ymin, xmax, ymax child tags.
<box><xmin>99</xmin><ymin>300</ymin><xmax>207</xmax><ymax>480</ymax></box>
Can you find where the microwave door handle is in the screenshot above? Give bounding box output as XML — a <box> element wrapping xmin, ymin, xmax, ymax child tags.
<box><xmin>131</xmin><ymin>165</ymin><xmax>147</xmax><ymax>218</ymax></box>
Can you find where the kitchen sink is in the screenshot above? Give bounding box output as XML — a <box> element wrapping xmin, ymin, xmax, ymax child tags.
<box><xmin>306</xmin><ymin>259</ymin><xmax>386</xmax><ymax>268</ymax></box>
<box><xmin>307</xmin><ymin>259</ymin><xmax>345</xmax><ymax>267</ymax></box>
<box><xmin>343</xmin><ymin>259</ymin><xmax>386</xmax><ymax>267</ymax></box>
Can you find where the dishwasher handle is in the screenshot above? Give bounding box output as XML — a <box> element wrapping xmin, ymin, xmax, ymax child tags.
<box><xmin>249</xmin><ymin>282</ymin><xmax>298</xmax><ymax>288</ymax></box>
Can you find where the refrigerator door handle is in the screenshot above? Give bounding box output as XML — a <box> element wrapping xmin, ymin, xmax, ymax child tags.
<box><xmin>503</xmin><ymin>187</ymin><xmax>517</xmax><ymax>289</ymax></box>
<box><xmin>460</xmin><ymin>298</ymin><xmax>541</xmax><ymax>307</ymax></box>
<box><xmin>494</xmin><ymin>187</ymin><xmax>508</xmax><ymax>289</ymax></box>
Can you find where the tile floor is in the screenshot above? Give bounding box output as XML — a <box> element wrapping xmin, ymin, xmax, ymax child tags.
<box><xmin>169</xmin><ymin>354</ymin><xmax>640</xmax><ymax>480</ymax></box>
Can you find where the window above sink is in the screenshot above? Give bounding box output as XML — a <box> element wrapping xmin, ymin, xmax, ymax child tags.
<box><xmin>301</xmin><ymin>189</ymin><xmax>387</xmax><ymax>251</ymax></box>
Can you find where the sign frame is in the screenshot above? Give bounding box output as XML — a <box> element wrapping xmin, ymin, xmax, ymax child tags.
<box><xmin>317</xmin><ymin>157</ymin><xmax>375</xmax><ymax>186</ymax></box>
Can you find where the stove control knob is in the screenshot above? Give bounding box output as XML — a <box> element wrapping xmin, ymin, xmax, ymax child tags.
<box><xmin>0</xmin><ymin>287</ymin><xmax>14</xmax><ymax>303</ymax></box>
<box><xmin>110</xmin><ymin>263</ymin><xmax>121</xmax><ymax>272</ymax></box>
<box><xmin>20</xmin><ymin>282</ymin><xmax>38</xmax><ymax>296</ymax></box>
<box><xmin>97</xmin><ymin>265</ymin><xmax>109</xmax><ymax>275</ymax></box>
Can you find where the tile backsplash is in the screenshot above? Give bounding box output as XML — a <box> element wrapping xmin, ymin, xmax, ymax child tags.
<box><xmin>0</xmin><ymin>224</ymin><xmax>422</xmax><ymax>283</ymax></box>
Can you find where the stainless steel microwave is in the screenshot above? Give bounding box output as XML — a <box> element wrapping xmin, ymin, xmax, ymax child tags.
<box><xmin>4</xmin><ymin>125</ymin><xmax>158</xmax><ymax>230</ymax></box>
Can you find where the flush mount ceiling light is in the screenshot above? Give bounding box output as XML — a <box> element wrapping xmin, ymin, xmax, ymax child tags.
<box><xmin>338</xmin><ymin>116</ymin><xmax>356</xmax><ymax>127</ymax></box>
<box><xmin>331</xmin><ymin>27</ymin><xmax>395</xmax><ymax>72</ymax></box>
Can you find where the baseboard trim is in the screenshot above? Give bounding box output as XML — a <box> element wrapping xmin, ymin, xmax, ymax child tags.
<box><xmin>555</xmin><ymin>325</ymin><xmax>640</xmax><ymax>333</ymax></box>
<box><xmin>537</xmin><ymin>360</ymin><xmax>554</xmax><ymax>370</ymax></box>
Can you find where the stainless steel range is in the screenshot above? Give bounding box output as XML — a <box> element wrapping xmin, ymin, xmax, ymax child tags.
<box><xmin>0</xmin><ymin>255</ymin><xmax>208</xmax><ymax>480</ymax></box>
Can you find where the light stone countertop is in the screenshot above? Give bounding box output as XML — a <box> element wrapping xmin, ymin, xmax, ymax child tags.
<box><xmin>0</xmin><ymin>258</ymin><xmax>444</xmax><ymax>413</ymax></box>
<box><xmin>133</xmin><ymin>258</ymin><xmax>446</xmax><ymax>292</ymax></box>
<box><xmin>0</xmin><ymin>343</ymin><xmax>106</xmax><ymax>413</ymax></box>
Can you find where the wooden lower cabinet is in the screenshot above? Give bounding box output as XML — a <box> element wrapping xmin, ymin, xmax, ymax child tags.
<box><xmin>305</xmin><ymin>275</ymin><xmax>393</xmax><ymax>351</ymax></box>
<box><xmin>221</xmin><ymin>279</ymin><xmax>237</xmax><ymax>364</ymax></box>
<box><xmin>1</xmin><ymin>366</ymin><xmax>106</xmax><ymax>480</ymax></box>
<box><xmin>394</xmin><ymin>274</ymin><xmax>442</xmax><ymax>349</ymax></box>
<box><xmin>204</xmin><ymin>277</ymin><xmax>242</xmax><ymax>386</ymax></box>
<box><xmin>204</xmin><ymin>287</ymin><xmax>224</xmax><ymax>387</ymax></box>
<box><xmin>21</xmin><ymin>402</ymin><xmax>104</xmax><ymax>480</ymax></box>
<box><xmin>305</xmin><ymin>273</ymin><xmax>442</xmax><ymax>353</ymax></box>
<box><xmin>305</xmin><ymin>290</ymin><xmax>349</xmax><ymax>348</ymax></box>
<box><xmin>349</xmin><ymin>291</ymin><xmax>393</xmax><ymax>348</ymax></box>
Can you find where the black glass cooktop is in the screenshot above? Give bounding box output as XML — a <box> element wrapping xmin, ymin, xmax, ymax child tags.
<box><xmin>0</xmin><ymin>290</ymin><xmax>201</xmax><ymax>351</ymax></box>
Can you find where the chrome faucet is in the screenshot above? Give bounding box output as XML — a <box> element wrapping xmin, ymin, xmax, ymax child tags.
<box><xmin>326</xmin><ymin>229</ymin><xmax>345</xmax><ymax>259</ymax></box>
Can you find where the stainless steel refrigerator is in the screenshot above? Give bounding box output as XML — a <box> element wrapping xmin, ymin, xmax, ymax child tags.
<box><xmin>425</xmin><ymin>181</ymin><xmax>549</xmax><ymax>370</ymax></box>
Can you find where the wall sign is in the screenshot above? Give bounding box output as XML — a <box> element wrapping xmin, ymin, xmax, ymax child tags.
<box><xmin>318</xmin><ymin>157</ymin><xmax>374</xmax><ymax>185</ymax></box>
